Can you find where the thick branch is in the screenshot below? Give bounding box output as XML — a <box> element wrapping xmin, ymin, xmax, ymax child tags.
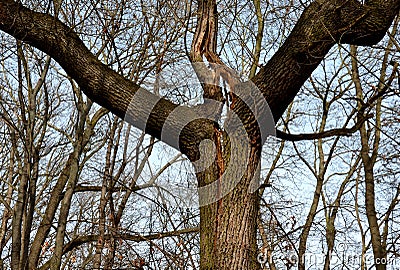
<box><xmin>0</xmin><ymin>0</ymin><xmax>214</xmax><ymax>160</ymax></box>
<box><xmin>253</xmin><ymin>0</ymin><xmax>400</xmax><ymax>121</ymax></box>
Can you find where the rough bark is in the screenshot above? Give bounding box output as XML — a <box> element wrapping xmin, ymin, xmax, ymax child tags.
<box><xmin>189</xmin><ymin>1</ymin><xmax>267</xmax><ymax>268</ymax></box>
<box><xmin>196</xmin><ymin>137</ymin><xmax>262</xmax><ymax>269</ymax></box>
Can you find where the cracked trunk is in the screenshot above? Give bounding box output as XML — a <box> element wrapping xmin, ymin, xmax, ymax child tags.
<box><xmin>194</xmin><ymin>131</ymin><xmax>262</xmax><ymax>270</ymax></box>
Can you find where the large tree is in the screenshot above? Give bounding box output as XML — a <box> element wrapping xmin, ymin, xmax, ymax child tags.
<box><xmin>0</xmin><ymin>0</ymin><xmax>399</xmax><ymax>269</ymax></box>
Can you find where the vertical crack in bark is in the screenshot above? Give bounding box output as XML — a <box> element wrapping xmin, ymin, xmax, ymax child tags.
<box><xmin>190</xmin><ymin>1</ymin><xmax>265</xmax><ymax>268</ymax></box>
<box><xmin>212</xmin><ymin>126</ymin><xmax>225</xmax><ymax>258</ymax></box>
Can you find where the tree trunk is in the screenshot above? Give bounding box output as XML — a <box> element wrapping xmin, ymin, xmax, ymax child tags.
<box><xmin>351</xmin><ymin>45</ymin><xmax>387</xmax><ymax>270</ymax></box>
<box><xmin>196</xmin><ymin>137</ymin><xmax>262</xmax><ymax>270</ymax></box>
<box><xmin>199</xmin><ymin>187</ymin><xmax>260</xmax><ymax>270</ymax></box>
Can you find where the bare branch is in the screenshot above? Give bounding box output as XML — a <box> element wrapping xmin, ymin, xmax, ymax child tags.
<box><xmin>62</xmin><ymin>227</ymin><xmax>200</xmax><ymax>254</ymax></box>
<box><xmin>277</xmin><ymin>114</ymin><xmax>373</xmax><ymax>141</ymax></box>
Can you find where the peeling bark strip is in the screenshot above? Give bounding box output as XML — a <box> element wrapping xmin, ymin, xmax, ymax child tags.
<box><xmin>190</xmin><ymin>0</ymin><xmax>219</xmax><ymax>64</ymax></box>
<box><xmin>190</xmin><ymin>1</ymin><xmax>273</xmax><ymax>269</ymax></box>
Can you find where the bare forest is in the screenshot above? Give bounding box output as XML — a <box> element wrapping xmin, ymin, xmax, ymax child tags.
<box><xmin>0</xmin><ymin>0</ymin><xmax>400</xmax><ymax>269</ymax></box>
